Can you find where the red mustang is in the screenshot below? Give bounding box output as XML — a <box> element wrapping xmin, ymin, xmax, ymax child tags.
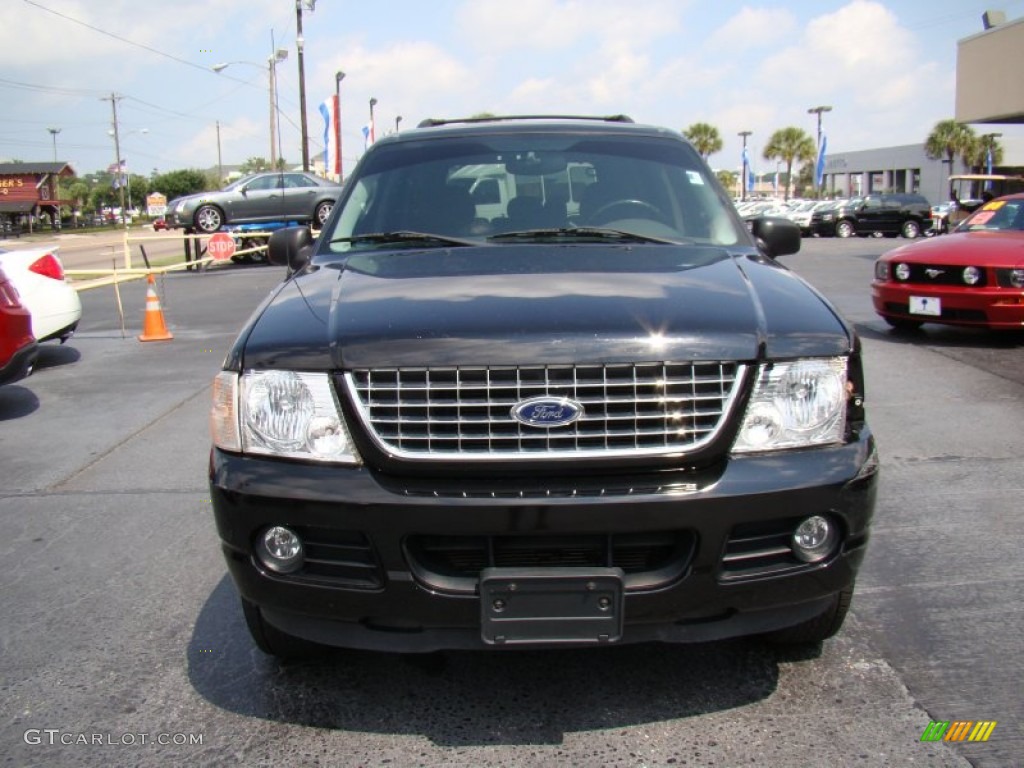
<box><xmin>872</xmin><ymin>193</ymin><xmax>1024</xmax><ymax>330</ymax></box>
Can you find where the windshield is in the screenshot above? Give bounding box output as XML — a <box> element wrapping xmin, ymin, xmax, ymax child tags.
<box><xmin>956</xmin><ymin>198</ymin><xmax>1024</xmax><ymax>232</ymax></box>
<box><xmin>321</xmin><ymin>133</ymin><xmax>744</xmax><ymax>255</ymax></box>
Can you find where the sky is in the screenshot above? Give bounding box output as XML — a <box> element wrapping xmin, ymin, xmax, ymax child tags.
<box><xmin>2</xmin><ymin>0</ymin><xmax>1023</xmax><ymax>179</ymax></box>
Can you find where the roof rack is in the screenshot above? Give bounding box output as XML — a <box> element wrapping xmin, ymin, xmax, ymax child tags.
<box><xmin>416</xmin><ymin>114</ymin><xmax>635</xmax><ymax>129</ymax></box>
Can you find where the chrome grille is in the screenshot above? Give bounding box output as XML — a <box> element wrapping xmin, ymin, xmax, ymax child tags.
<box><xmin>345</xmin><ymin>362</ymin><xmax>745</xmax><ymax>460</ymax></box>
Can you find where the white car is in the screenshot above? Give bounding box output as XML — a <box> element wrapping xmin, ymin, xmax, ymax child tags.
<box><xmin>0</xmin><ymin>246</ymin><xmax>81</xmax><ymax>343</ymax></box>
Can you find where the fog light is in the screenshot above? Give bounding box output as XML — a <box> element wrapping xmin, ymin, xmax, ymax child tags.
<box><xmin>256</xmin><ymin>525</ymin><xmax>304</xmax><ymax>573</ymax></box>
<box><xmin>962</xmin><ymin>266</ymin><xmax>981</xmax><ymax>286</ymax></box>
<box><xmin>791</xmin><ymin>515</ymin><xmax>838</xmax><ymax>563</ymax></box>
<box><xmin>894</xmin><ymin>263</ymin><xmax>911</xmax><ymax>281</ymax></box>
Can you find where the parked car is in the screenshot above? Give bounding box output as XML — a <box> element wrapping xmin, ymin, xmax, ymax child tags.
<box><xmin>0</xmin><ymin>246</ymin><xmax>81</xmax><ymax>343</ymax></box>
<box><xmin>872</xmin><ymin>193</ymin><xmax>1024</xmax><ymax>330</ymax></box>
<box><xmin>209</xmin><ymin>114</ymin><xmax>877</xmax><ymax>659</ymax></box>
<box><xmin>151</xmin><ymin>217</ymin><xmax>168</xmax><ymax>231</ymax></box>
<box><xmin>0</xmin><ymin>266</ymin><xmax>38</xmax><ymax>386</ymax></box>
<box><xmin>787</xmin><ymin>200</ymin><xmax>832</xmax><ymax>235</ymax></box>
<box><xmin>811</xmin><ymin>193</ymin><xmax>932</xmax><ymax>239</ymax></box>
<box><xmin>164</xmin><ymin>172</ymin><xmax>344</xmax><ymax>234</ymax></box>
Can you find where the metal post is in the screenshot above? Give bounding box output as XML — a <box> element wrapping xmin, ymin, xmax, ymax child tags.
<box><xmin>807</xmin><ymin>105</ymin><xmax>832</xmax><ymax>198</ymax></box>
<box><xmin>369</xmin><ymin>98</ymin><xmax>377</xmax><ymax>144</ymax></box>
<box><xmin>48</xmin><ymin>128</ymin><xmax>61</xmax><ymax>226</ymax></box>
<box><xmin>335</xmin><ymin>70</ymin><xmax>345</xmax><ymax>180</ymax></box>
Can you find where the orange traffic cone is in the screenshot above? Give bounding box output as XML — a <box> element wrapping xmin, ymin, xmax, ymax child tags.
<box><xmin>138</xmin><ymin>273</ymin><xmax>173</xmax><ymax>342</ymax></box>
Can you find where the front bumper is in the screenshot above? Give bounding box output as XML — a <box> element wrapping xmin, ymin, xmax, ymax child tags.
<box><xmin>210</xmin><ymin>430</ymin><xmax>878</xmax><ymax>651</ymax></box>
<box><xmin>872</xmin><ymin>281</ymin><xmax>1024</xmax><ymax>328</ymax></box>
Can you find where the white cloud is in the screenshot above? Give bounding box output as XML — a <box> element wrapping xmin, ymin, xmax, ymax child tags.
<box><xmin>454</xmin><ymin>0</ymin><xmax>684</xmax><ymax>53</ymax></box>
<box><xmin>706</xmin><ymin>7</ymin><xmax>798</xmax><ymax>51</ymax></box>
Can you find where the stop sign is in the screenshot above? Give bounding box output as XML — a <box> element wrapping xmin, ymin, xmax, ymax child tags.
<box><xmin>207</xmin><ymin>232</ymin><xmax>236</xmax><ymax>261</ymax></box>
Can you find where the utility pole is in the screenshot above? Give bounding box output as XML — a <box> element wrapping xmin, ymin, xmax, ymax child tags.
<box><xmin>102</xmin><ymin>93</ymin><xmax>127</xmax><ymax>228</ymax></box>
<box><xmin>296</xmin><ymin>1</ymin><xmax>315</xmax><ymax>171</ymax></box>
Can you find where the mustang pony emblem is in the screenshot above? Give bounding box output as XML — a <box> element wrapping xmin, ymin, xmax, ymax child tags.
<box><xmin>925</xmin><ymin>268</ymin><xmax>945</xmax><ymax>278</ymax></box>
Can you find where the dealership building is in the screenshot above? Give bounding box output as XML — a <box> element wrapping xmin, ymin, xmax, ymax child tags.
<box><xmin>819</xmin><ymin>11</ymin><xmax>1024</xmax><ymax>205</ymax></box>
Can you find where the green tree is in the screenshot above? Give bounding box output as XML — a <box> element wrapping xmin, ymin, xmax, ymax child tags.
<box><xmin>924</xmin><ymin>119</ymin><xmax>976</xmax><ymax>176</ymax></box>
<box><xmin>966</xmin><ymin>133</ymin><xmax>1004</xmax><ymax>174</ymax></box>
<box><xmin>716</xmin><ymin>170</ymin><xmax>738</xmax><ymax>194</ymax></box>
<box><xmin>683</xmin><ymin>122</ymin><xmax>723</xmax><ymax>161</ymax></box>
<box><xmin>64</xmin><ymin>180</ymin><xmax>90</xmax><ymax>215</ymax></box>
<box><xmin>762</xmin><ymin>127</ymin><xmax>815</xmax><ymax>201</ymax></box>
<box><xmin>239</xmin><ymin>156</ymin><xmax>271</xmax><ymax>174</ymax></box>
<box><xmin>151</xmin><ymin>169</ymin><xmax>209</xmax><ymax>200</ymax></box>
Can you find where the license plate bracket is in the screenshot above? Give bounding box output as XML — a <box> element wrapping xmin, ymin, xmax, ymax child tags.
<box><xmin>480</xmin><ymin>567</ymin><xmax>624</xmax><ymax>646</ymax></box>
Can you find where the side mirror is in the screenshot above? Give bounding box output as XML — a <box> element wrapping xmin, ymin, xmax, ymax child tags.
<box><xmin>268</xmin><ymin>225</ymin><xmax>315</xmax><ymax>270</ymax></box>
<box><xmin>749</xmin><ymin>216</ymin><xmax>801</xmax><ymax>258</ymax></box>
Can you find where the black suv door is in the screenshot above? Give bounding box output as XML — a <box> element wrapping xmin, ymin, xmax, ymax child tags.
<box><xmin>856</xmin><ymin>195</ymin><xmax>886</xmax><ymax>235</ymax></box>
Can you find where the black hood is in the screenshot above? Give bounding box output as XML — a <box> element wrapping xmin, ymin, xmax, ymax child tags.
<box><xmin>240</xmin><ymin>244</ymin><xmax>851</xmax><ymax>370</ymax></box>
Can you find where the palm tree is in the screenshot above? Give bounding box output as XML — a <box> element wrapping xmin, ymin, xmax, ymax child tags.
<box><xmin>762</xmin><ymin>127</ymin><xmax>815</xmax><ymax>201</ymax></box>
<box><xmin>924</xmin><ymin>119</ymin><xmax>976</xmax><ymax>176</ymax></box>
<box><xmin>966</xmin><ymin>133</ymin><xmax>1004</xmax><ymax>174</ymax></box>
<box><xmin>715</xmin><ymin>169</ymin><xmax>737</xmax><ymax>192</ymax></box>
<box><xmin>683</xmin><ymin>122</ymin><xmax>723</xmax><ymax>161</ymax></box>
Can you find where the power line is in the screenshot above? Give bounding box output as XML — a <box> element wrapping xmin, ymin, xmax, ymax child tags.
<box><xmin>21</xmin><ymin>0</ymin><xmax>229</xmax><ymax>75</ymax></box>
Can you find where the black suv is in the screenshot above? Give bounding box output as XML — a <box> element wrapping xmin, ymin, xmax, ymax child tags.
<box><xmin>811</xmin><ymin>193</ymin><xmax>932</xmax><ymax>239</ymax></box>
<box><xmin>209</xmin><ymin>115</ymin><xmax>878</xmax><ymax>657</ymax></box>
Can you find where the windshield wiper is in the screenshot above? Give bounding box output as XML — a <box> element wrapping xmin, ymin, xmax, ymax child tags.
<box><xmin>329</xmin><ymin>230</ymin><xmax>478</xmax><ymax>247</ymax></box>
<box><xmin>487</xmin><ymin>227</ymin><xmax>685</xmax><ymax>245</ymax></box>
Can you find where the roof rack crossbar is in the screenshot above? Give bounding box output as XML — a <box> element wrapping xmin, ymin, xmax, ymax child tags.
<box><xmin>416</xmin><ymin>114</ymin><xmax>634</xmax><ymax>128</ymax></box>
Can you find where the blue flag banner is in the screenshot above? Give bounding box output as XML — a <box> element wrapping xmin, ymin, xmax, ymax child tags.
<box><xmin>815</xmin><ymin>134</ymin><xmax>827</xmax><ymax>187</ymax></box>
<box><xmin>319</xmin><ymin>95</ymin><xmax>339</xmax><ymax>178</ymax></box>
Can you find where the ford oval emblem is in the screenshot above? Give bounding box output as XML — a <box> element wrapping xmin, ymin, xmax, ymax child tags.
<box><xmin>511</xmin><ymin>397</ymin><xmax>584</xmax><ymax>428</ymax></box>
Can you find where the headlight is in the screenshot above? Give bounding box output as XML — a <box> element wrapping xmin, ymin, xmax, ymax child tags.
<box><xmin>732</xmin><ymin>358</ymin><xmax>848</xmax><ymax>453</ymax></box>
<box><xmin>210</xmin><ymin>370</ymin><xmax>360</xmax><ymax>464</ymax></box>
<box><xmin>962</xmin><ymin>266</ymin><xmax>981</xmax><ymax>285</ymax></box>
<box><xmin>874</xmin><ymin>260</ymin><xmax>890</xmax><ymax>280</ymax></box>
<box><xmin>1012</xmin><ymin>269</ymin><xmax>1024</xmax><ymax>288</ymax></box>
<box><xmin>894</xmin><ymin>263</ymin><xmax>911</xmax><ymax>281</ymax></box>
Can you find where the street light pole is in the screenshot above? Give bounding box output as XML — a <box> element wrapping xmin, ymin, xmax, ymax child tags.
<box><xmin>335</xmin><ymin>70</ymin><xmax>345</xmax><ymax>181</ymax></box>
<box><xmin>212</xmin><ymin>51</ymin><xmax>287</xmax><ymax>169</ymax></box>
<box><xmin>808</xmin><ymin>105</ymin><xmax>832</xmax><ymax>197</ymax></box>
<box><xmin>369</xmin><ymin>98</ymin><xmax>378</xmax><ymax>145</ymax></box>
<box><xmin>47</xmin><ymin>127</ymin><xmax>60</xmax><ymax>161</ymax></box>
<box><xmin>738</xmin><ymin>130</ymin><xmax>752</xmax><ymax>202</ymax></box>
<box><xmin>395</xmin><ymin>115</ymin><xmax>402</xmax><ymax>132</ymax></box>
<box><xmin>47</xmin><ymin>128</ymin><xmax>61</xmax><ymax>227</ymax></box>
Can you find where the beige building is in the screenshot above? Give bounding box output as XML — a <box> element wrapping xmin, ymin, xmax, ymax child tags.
<box><xmin>955</xmin><ymin>12</ymin><xmax>1024</xmax><ymax>125</ymax></box>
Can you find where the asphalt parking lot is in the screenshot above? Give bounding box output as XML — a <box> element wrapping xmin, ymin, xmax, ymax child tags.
<box><xmin>1</xmin><ymin>239</ymin><xmax>1021</xmax><ymax>767</ymax></box>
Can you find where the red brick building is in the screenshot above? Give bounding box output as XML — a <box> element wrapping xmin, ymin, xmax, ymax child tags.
<box><xmin>0</xmin><ymin>161</ymin><xmax>75</xmax><ymax>232</ymax></box>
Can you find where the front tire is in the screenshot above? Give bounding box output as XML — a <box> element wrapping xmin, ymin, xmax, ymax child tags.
<box><xmin>314</xmin><ymin>201</ymin><xmax>333</xmax><ymax>228</ymax></box>
<box><xmin>194</xmin><ymin>205</ymin><xmax>224</xmax><ymax>234</ymax></box>
<box><xmin>901</xmin><ymin>219</ymin><xmax>921</xmax><ymax>239</ymax></box>
<box><xmin>241</xmin><ymin>598</ymin><xmax>324</xmax><ymax>660</ymax></box>
<box><xmin>764</xmin><ymin>587</ymin><xmax>853</xmax><ymax>645</ymax></box>
<box><xmin>835</xmin><ymin>220</ymin><xmax>854</xmax><ymax>238</ymax></box>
